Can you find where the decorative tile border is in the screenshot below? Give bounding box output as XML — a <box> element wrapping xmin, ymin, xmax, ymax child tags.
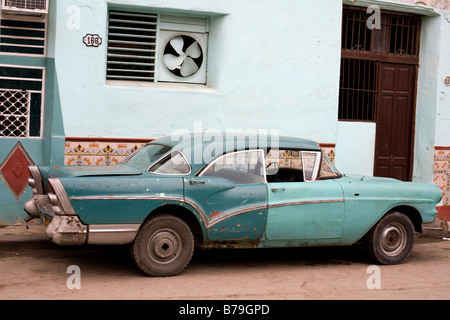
<box><xmin>434</xmin><ymin>147</ymin><xmax>450</xmax><ymax>206</ymax></box>
<box><xmin>64</xmin><ymin>138</ymin><xmax>151</xmax><ymax>166</ymax></box>
<box><xmin>65</xmin><ymin>138</ymin><xmax>337</xmax><ymax>167</ymax></box>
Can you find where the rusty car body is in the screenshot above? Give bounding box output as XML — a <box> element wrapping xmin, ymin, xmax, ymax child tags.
<box><xmin>25</xmin><ymin>133</ymin><xmax>448</xmax><ymax>276</ymax></box>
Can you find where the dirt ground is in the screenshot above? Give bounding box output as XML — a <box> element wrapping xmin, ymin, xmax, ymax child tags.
<box><xmin>1</xmin><ymin>223</ymin><xmax>450</xmax><ymax>300</ymax></box>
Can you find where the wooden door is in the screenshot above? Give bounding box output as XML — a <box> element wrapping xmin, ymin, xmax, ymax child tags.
<box><xmin>374</xmin><ymin>63</ymin><xmax>416</xmax><ymax>181</ymax></box>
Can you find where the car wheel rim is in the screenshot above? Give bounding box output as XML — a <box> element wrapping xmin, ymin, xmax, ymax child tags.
<box><xmin>380</xmin><ymin>222</ymin><xmax>407</xmax><ymax>257</ymax></box>
<box><xmin>148</xmin><ymin>228</ymin><xmax>182</xmax><ymax>264</ymax></box>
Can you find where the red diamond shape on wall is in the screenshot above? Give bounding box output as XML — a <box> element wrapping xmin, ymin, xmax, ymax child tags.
<box><xmin>0</xmin><ymin>142</ymin><xmax>34</xmax><ymax>200</ymax></box>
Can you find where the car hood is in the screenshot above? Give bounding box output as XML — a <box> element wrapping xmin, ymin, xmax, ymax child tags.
<box><xmin>46</xmin><ymin>163</ymin><xmax>143</xmax><ymax>178</ymax></box>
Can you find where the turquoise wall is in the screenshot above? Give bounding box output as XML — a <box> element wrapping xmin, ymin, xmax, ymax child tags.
<box><xmin>53</xmin><ymin>0</ymin><xmax>342</xmax><ymax>142</ymax></box>
<box><xmin>0</xmin><ymin>0</ymin><xmax>65</xmax><ymax>225</ymax></box>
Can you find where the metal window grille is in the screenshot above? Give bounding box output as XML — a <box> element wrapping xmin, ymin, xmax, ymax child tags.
<box><xmin>341</xmin><ymin>5</ymin><xmax>421</xmax><ymax>58</ymax></box>
<box><xmin>0</xmin><ymin>65</ymin><xmax>44</xmax><ymax>138</ymax></box>
<box><xmin>0</xmin><ymin>90</ymin><xmax>30</xmax><ymax>138</ymax></box>
<box><xmin>387</xmin><ymin>15</ymin><xmax>420</xmax><ymax>57</ymax></box>
<box><xmin>0</xmin><ymin>19</ymin><xmax>46</xmax><ymax>55</ymax></box>
<box><xmin>341</xmin><ymin>6</ymin><xmax>373</xmax><ymax>52</ymax></box>
<box><xmin>339</xmin><ymin>58</ymin><xmax>378</xmax><ymax>122</ymax></box>
<box><xmin>5</xmin><ymin>0</ymin><xmax>47</xmax><ymax>10</ymax></box>
<box><xmin>107</xmin><ymin>11</ymin><xmax>158</xmax><ymax>82</ymax></box>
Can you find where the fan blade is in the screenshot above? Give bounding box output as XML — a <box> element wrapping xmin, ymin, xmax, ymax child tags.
<box><xmin>170</xmin><ymin>36</ymin><xmax>185</xmax><ymax>55</ymax></box>
<box><xmin>180</xmin><ymin>57</ymin><xmax>199</xmax><ymax>77</ymax></box>
<box><xmin>185</xmin><ymin>41</ymin><xmax>202</xmax><ymax>59</ymax></box>
<box><xmin>164</xmin><ymin>54</ymin><xmax>185</xmax><ymax>71</ymax></box>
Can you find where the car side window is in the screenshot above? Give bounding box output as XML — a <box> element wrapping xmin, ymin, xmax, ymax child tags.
<box><xmin>201</xmin><ymin>150</ymin><xmax>265</xmax><ymax>185</ymax></box>
<box><xmin>149</xmin><ymin>151</ymin><xmax>191</xmax><ymax>175</ymax></box>
<box><xmin>266</xmin><ymin>149</ymin><xmax>321</xmax><ymax>183</ymax></box>
<box><xmin>266</xmin><ymin>149</ymin><xmax>303</xmax><ymax>183</ymax></box>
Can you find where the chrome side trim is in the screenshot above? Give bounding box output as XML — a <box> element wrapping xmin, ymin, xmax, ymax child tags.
<box><xmin>208</xmin><ymin>205</ymin><xmax>267</xmax><ymax>229</ymax></box>
<box><xmin>87</xmin><ymin>224</ymin><xmax>140</xmax><ymax>245</ymax></box>
<box><xmin>69</xmin><ymin>195</ymin><xmax>345</xmax><ymax>230</ymax></box>
<box><xmin>71</xmin><ymin>195</ymin><xmax>185</xmax><ymax>201</ymax></box>
<box><xmin>269</xmin><ymin>199</ymin><xmax>344</xmax><ymax>209</ymax></box>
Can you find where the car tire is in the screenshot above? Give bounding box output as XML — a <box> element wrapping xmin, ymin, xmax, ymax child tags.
<box><xmin>366</xmin><ymin>211</ymin><xmax>415</xmax><ymax>265</ymax></box>
<box><xmin>131</xmin><ymin>214</ymin><xmax>194</xmax><ymax>277</ymax></box>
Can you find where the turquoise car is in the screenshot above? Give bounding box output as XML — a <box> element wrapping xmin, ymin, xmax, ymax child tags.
<box><xmin>25</xmin><ymin>133</ymin><xmax>448</xmax><ymax>276</ymax></box>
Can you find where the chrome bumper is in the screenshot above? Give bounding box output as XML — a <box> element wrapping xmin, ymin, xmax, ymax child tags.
<box><xmin>421</xmin><ymin>218</ymin><xmax>450</xmax><ymax>239</ymax></box>
<box><xmin>25</xmin><ymin>194</ymin><xmax>139</xmax><ymax>246</ymax></box>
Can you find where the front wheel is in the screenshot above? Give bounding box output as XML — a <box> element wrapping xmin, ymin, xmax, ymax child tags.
<box><xmin>366</xmin><ymin>212</ymin><xmax>415</xmax><ymax>265</ymax></box>
<box><xmin>131</xmin><ymin>214</ymin><xmax>194</xmax><ymax>277</ymax></box>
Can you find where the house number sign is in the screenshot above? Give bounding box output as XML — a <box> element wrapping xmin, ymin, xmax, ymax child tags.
<box><xmin>445</xmin><ymin>76</ymin><xmax>450</xmax><ymax>86</ymax></box>
<box><xmin>83</xmin><ymin>34</ymin><xmax>102</xmax><ymax>47</ymax></box>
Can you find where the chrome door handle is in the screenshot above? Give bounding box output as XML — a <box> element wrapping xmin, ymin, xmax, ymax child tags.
<box><xmin>189</xmin><ymin>180</ymin><xmax>205</xmax><ymax>185</ymax></box>
<box><xmin>271</xmin><ymin>188</ymin><xmax>285</xmax><ymax>192</ymax></box>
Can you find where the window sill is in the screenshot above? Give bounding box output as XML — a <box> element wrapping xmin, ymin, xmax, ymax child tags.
<box><xmin>105</xmin><ymin>80</ymin><xmax>218</xmax><ymax>94</ymax></box>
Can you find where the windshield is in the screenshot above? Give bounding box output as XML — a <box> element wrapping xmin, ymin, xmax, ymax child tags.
<box><xmin>122</xmin><ymin>144</ymin><xmax>172</xmax><ymax>170</ymax></box>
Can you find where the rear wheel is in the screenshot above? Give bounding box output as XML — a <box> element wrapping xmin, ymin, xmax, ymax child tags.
<box><xmin>366</xmin><ymin>212</ymin><xmax>415</xmax><ymax>265</ymax></box>
<box><xmin>131</xmin><ymin>214</ymin><xmax>194</xmax><ymax>277</ymax></box>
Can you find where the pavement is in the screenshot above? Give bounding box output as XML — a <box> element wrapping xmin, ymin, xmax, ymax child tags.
<box><xmin>0</xmin><ymin>223</ymin><xmax>48</xmax><ymax>242</ymax></box>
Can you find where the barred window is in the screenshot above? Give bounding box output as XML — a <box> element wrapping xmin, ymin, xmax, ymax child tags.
<box><xmin>0</xmin><ymin>65</ymin><xmax>44</xmax><ymax>138</ymax></box>
<box><xmin>339</xmin><ymin>58</ymin><xmax>377</xmax><ymax>122</ymax></box>
<box><xmin>341</xmin><ymin>5</ymin><xmax>421</xmax><ymax>57</ymax></box>
<box><xmin>0</xmin><ymin>19</ymin><xmax>46</xmax><ymax>56</ymax></box>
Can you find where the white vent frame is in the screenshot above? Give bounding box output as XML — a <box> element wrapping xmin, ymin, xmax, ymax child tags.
<box><xmin>157</xmin><ymin>30</ymin><xmax>208</xmax><ymax>84</ymax></box>
<box><xmin>1</xmin><ymin>0</ymin><xmax>48</xmax><ymax>17</ymax></box>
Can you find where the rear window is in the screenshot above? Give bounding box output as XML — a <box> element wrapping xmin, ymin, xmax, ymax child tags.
<box><xmin>122</xmin><ymin>144</ymin><xmax>172</xmax><ymax>170</ymax></box>
<box><xmin>149</xmin><ymin>151</ymin><xmax>191</xmax><ymax>175</ymax></box>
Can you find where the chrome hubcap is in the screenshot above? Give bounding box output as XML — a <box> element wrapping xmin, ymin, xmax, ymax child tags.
<box><xmin>381</xmin><ymin>222</ymin><xmax>407</xmax><ymax>257</ymax></box>
<box><xmin>148</xmin><ymin>229</ymin><xmax>182</xmax><ymax>264</ymax></box>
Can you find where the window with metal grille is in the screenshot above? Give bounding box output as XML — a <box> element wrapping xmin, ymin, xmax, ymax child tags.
<box><xmin>341</xmin><ymin>5</ymin><xmax>421</xmax><ymax>58</ymax></box>
<box><xmin>0</xmin><ymin>65</ymin><xmax>44</xmax><ymax>138</ymax></box>
<box><xmin>339</xmin><ymin>6</ymin><xmax>421</xmax><ymax>122</ymax></box>
<box><xmin>107</xmin><ymin>11</ymin><xmax>158</xmax><ymax>82</ymax></box>
<box><xmin>0</xmin><ymin>18</ymin><xmax>46</xmax><ymax>55</ymax></box>
<box><xmin>339</xmin><ymin>58</ymin><xmax>377</xmax><ymax>122</ymax></box>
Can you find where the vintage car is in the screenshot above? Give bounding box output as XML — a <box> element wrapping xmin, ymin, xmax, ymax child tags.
<box><xmin>25</xmin><ymin>133</ymin><xmax>448</xmax><ymax>276</ymax></box>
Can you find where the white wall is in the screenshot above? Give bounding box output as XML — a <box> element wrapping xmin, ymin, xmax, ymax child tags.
<box><xmin>335</xmin><ymin>122</ymin><xmax>376</xmax><ymax>176</ymax></box>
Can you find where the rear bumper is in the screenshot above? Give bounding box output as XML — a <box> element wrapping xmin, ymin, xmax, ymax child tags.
<box><xmin>24</xmin><ymin>193</ymin><xmax>88</xmax><ymax>245</ymax></box>
<box><xmin>25</xmin><ymin>193</ymin><xmax>138</xmax><ymax>246</ymax></box>
<box><xmin>24</xmin><ymin>166</ymin><xmax>140</xmax><ymax>246</ymax></box>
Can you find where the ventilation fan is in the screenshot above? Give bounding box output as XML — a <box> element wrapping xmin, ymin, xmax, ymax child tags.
<box><xmin>163</xmin><ymin>36</ymin><xmax>203</xmax><ymax>77</ymax></box>
<box><xmin>158</xmin><ymin>31</ymin><xmax>208</xmax><ymax>84</ymax></box>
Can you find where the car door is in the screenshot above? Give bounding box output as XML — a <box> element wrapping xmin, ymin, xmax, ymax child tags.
<box><xmin>184</xmin><ymin>150</ymin><xmax>268</xmax><ymax>242</ymax></box>
<box><xmin>265</xmin><ymin>150</ymin><xmax>345</xmax><ymax>242</ymax></box>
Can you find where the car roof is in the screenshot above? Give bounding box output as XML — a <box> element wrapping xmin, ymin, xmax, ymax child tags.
<box><xmin>151</xmin><ymin>133</ymin><xmax>321</xmax><ymax>174</ymax></box>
